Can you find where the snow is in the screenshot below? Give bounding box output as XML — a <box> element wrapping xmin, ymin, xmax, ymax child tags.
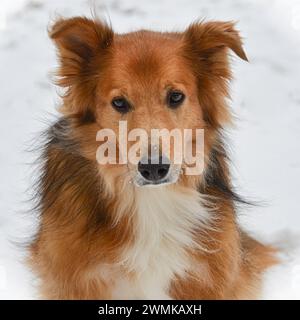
<box><xmin>0</xmin><ymin>0</ymin><xmax>300</xmax><ymax>299</ymax></box>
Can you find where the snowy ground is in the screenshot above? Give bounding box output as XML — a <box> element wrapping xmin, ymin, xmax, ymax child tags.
<box><xmin>0</xmin><ymin>0</ymin><xmax>300</xmax><ymax>299</ymax></box>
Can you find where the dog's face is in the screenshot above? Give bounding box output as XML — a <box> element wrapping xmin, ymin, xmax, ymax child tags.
<box><xmin>50</xmin><ymin>17</ymin><xmax>247</xmax><ymax>190</ymax></box>
<box><xmin>95</xmin><ymin>31</ymin><xmax>206</xmax><ymax>187</ymax></box>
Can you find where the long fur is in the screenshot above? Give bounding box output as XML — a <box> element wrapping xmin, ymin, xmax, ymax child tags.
<box><xmin>28</xmin><ymin>17</ymin><xmax>277</xmax><ymax>299</ymax></box>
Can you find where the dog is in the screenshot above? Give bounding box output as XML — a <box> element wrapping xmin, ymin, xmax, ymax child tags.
<box><xmin>29</xmin><ymin>16</ymin><xmax>277</xmax><ymax>299</ymax></box>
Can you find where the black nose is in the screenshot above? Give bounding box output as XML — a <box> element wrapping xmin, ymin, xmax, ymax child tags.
<box><xmin>138</xmin><ymin>156</ymin><xmax>170</xmax><ymax>182</ymax></box>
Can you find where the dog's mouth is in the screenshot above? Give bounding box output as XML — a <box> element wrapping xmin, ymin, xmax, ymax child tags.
<box><xmin>128</xmin><ymin>153</ymin><xmax>182</xmax><ymax>187</ymax></box>
<box><xmin>133</xmin><ymin>165</ymin><xmax>181</xmax><ymax>187</ymax></box>
<box><xmin>134</xmin><ymin>175</ymin><xmax>179</xmax><ymax>187</ymax></box>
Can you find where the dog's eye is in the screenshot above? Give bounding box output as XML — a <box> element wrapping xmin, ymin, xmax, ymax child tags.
<box><xmin>167</xmin><ymin>91</ymin><xmax>185</xmax><ymax>108</ymax></box>
<box><xmin>111</xmin><ymin>97</ymin><xmax>131</xmax><ymax>114</ymax></box>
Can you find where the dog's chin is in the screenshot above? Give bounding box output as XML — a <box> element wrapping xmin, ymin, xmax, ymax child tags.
<box><xmin>133</xmin><ymin>173</ymin><xmax>179</xmax><ymax>188</ymax></box>
<box><xmin>136</xmin><ymin>179</ymin><xmax>173</xmax><ymax>188</ymax></box>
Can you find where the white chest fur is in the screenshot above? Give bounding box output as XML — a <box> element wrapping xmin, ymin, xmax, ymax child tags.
<box><xmin>111</xmin><ymin>186</ymin><xmax>211</xmax><ymax>299</ymax></box>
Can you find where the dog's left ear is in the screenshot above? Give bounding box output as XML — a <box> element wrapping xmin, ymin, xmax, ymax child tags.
<box><xmin>183</xmin><ymin>21</ymin><xmax>248</xmax><ymax>62</ymax></box>
<box><xmin>182</xmin><ymin>21</ymin><xmax>247</xmax><ymax>128</ymax></box>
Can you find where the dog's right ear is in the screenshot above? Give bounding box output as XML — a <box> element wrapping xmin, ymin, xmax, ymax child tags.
<box><xmin>49</xmin><ymin>17</ymin><xmax>113</xmax><ymax>117</ymax></box>
<box><xmin>50</xmin><ymin>16</ymin><xmax>113</xmax><ymax>66</ymax></box>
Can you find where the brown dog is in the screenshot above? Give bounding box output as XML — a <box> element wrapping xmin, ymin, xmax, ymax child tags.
<box><xmin>29</xmin><ymin>17</ymin><xmax>277</xmax><ymax>299</ymax></box>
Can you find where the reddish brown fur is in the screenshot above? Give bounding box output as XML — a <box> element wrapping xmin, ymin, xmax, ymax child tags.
<box><xmin>29</xmin><ymin>17</ymin><xmax>277</xmax><ymax>299</ymax></box>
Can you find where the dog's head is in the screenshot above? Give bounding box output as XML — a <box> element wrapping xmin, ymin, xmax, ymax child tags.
<box><xmin>50</xmin><ymin>17</ymin><xmax>247</xmax><ymax>191</ymax></box>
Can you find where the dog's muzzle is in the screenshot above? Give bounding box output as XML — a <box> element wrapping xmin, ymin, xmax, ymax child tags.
<box><xmin>135</xmin><ymin>155</ymin><xmax>176</xmax><ymax>186</ymax></box>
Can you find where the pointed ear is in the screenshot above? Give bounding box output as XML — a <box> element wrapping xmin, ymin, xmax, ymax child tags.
<box><xmin>49</xmin><ymin>17</ymin><xmax>113</xmax><ymax>118</ymax></box>
<box><xmin>183</xmin><ymin>21</ymin><xmax>247</xmax><ymax>128</ymax></box>
<box><xmin>184</xmin><ymin>20</ymin><xmax>248</xmax><ymax>61</ymax></box>
<box><xmin>50</xmin><ymin>16</ymin><xmax>113</xmax><ymax>64</ymax></box>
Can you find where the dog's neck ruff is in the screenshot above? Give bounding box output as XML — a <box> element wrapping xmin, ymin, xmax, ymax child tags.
<box><xmin>111</xmin><ymin>185</ymin><xmax>212</xmax><ymax>299</ymax></box>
